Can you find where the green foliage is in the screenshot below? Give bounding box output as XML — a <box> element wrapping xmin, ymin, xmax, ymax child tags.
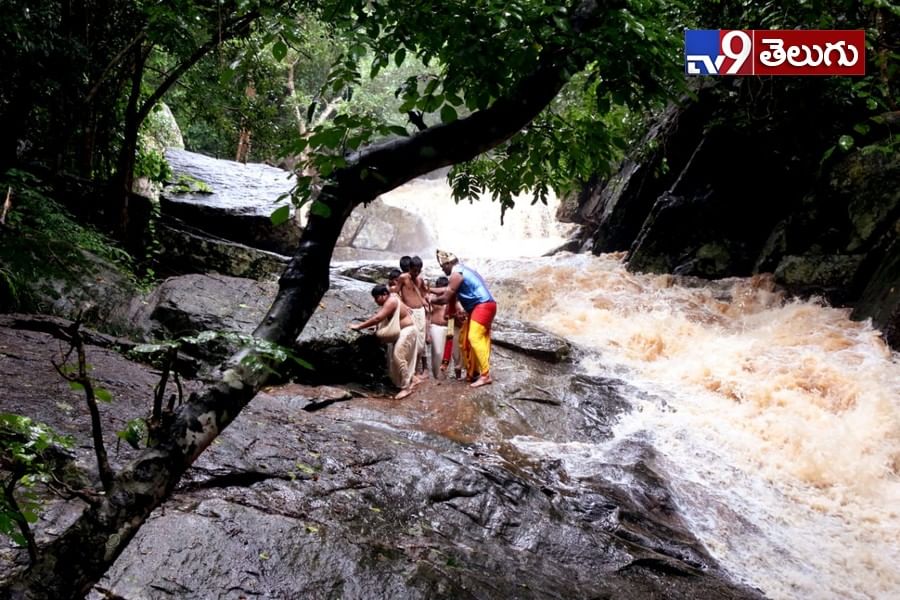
<box><xmin>116</xmin><ymin>418</ymin><xmax>148</xmax><ymax>451</ymax></box>
<box><xmin>134</xmin><ymin>146</ymin><xmax>173</xmax><ymax>184</ymax></box>
<box><xmin>0</xmin><ymin>170</ymin><xmax>137</xmax><ymax>312</ymax></box>
<box><xmin>167</xmin><ymin>174</ymin><xmax>213</xmax><ymax>194</ymax></box>
<box><xmin>131</xmin><ymin>330</ymin><xmax>314</xmax><ymax>376</ymax></box>
<box><xmin>691</xmin><ymin>0</ymin><xmax>898</xmax><ymax>166</ymax></box>
<box><xmin>276</xmin><ymin>0</ymin><xmax>686</xmax><ymax>209</ymax></box>
<box><xmin>0</xmin><ymin>413</ymin><xmax>73</xmax><ymax>549</ymax></box>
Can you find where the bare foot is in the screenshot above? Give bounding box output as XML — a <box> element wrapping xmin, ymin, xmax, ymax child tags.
<box><xmin>469</xmin><ymin>375</ymin><xmax>492</xmax><ymax>388</ymax></box>
<box><xmin>394</xmin><ymin>388</ymin><xmax>414</xmax><ymax>400</ymax></box>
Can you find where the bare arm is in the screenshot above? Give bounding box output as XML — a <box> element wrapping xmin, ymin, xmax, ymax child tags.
<box><xmin>350</xmin><ymin>296</ymin><xmax>397</xmax><ymax>330</ymax></box>
<box><xmin>433</xmin><ymin>273</ymin><xmax>463</xmax><ymax>314</ymax></box>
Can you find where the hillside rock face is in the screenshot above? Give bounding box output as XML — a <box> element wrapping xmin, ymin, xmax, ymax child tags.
<box><xmin>567</xmin><ymin>86</ymin><xmax>900</xmax><ymax>348</ymax></box>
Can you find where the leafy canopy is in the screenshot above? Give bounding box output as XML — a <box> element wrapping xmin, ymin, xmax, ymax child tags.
<box><xmin>267</xmin><ymin>0</ymin><xmax>686</xmax><ymax>213</ymax></box>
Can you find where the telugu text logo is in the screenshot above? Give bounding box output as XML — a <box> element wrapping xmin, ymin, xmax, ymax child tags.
<box><xmin>685</xmin><ymin>30</ymin><xmax>865</xmax><ymax>76</ymax></box>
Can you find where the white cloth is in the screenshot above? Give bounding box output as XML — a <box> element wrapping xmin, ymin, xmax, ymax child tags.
<box><xmin>388</xmin><ymin>324</ymin><xmax>418</xmax><ymax>389</ymax></box>
<box><xmin>428</xmin><ymin>323</ymin><xmax>447</xmax><ymax>378</ymax></box>
<box><xmin>410</xmin><ymin>306</ymin><xmax>427</xmax><ymax>360</ymax></box>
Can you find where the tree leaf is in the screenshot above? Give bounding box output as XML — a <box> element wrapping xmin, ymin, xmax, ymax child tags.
<box><xmin>394</xmin><ymin>47</ymin><xmax>406</xmax><ymax>67</ymax></box>
<box><xmin>272</xmin><ymin>40</ymin><xmax>288</xmax><ymax>61</ymax></box>
<box><xmin>94</xmin><ymin>388</ymin><xmax>113</xmax><ymax>403</ymax></box>
<box><xmin>309</xmin><ymin>128</ymin><xmax>345</xmax><ymax>149</ymax></box>
<box><xmin>68</xmin><ymin>381</ymin><xmax>85</xmax><ymax>393</ymax></box>
<box><xmin>310</xmin><ymin>201</ymin><xmax>331</xmax><ymax>218</ymax></box>
<box><xmin>270</xmin><ymin>205</ymin><xmax>291</xmax><ymax>226</ymax></box>
<box><xmin>440</xmin><ymin>104</ymin><xmax>458</xmax><ymax>123</ymax></box>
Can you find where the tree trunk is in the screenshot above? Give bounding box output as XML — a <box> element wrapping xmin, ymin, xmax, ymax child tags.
<box><xmin>235</xmin><ymin>127</ymin><xmax>252</xmax><ymax>163</ymax></box>
<box><xmin>3</xmin><ymin>29</ymin><xmax>586</xmax><ymax>600</ymax></box>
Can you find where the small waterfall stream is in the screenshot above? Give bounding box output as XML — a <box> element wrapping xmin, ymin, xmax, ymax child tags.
<box><xmin>379</xmin><ymin>179</ymin><xmax>900</xmax><ymax>600</ymax></box>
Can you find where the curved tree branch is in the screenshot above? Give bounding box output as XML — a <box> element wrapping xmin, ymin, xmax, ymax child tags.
<box><xmin>4</xmin><ymin>2</ymin><xmax>609</xmax><ymax>597</ymax></box>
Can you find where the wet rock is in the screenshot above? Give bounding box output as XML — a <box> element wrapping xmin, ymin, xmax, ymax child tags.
<box><xmin>338</xmin><ymin>198</ymin><xmax>436</xmax><ymax>257</ymax></box>
<box><xmin>143</xmin><ymin>273</ymin><xmax>277</xmax><ymax>340</ymax></box>
<box><xmin>853</xmin><ymin>236</ymin><xmax>900</xmax><ymax>348</ymax></box>
<box><xmin>162</xmin><ymin>148</ymin><xmax>302</xmax><ymax>255</ymax></box>
<box><xmin>91</xmin><ymin>381</ymin><xmax>762</xmax><ymax>600</ymax></box>
<box><xmin>492</xmin><ymin>317</ymin><xmax>571</xmax><ymax>363</ymax></box>
<box><xmin>156</xmin><ymin>216</ymin><xmax>289</xmax><ymax>280</ymax></box>
<box><xmin>0</xmin><ymin>321</ymin><xmax>203</xmax><ymax>574</ymax></box>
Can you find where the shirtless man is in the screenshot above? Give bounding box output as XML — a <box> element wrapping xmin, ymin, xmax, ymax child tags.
<box><xmin>349</xmin><ymin>284</ymin><xmax>419</xmax><ymax>399</ymax></box>
<box><xmin>397</xmin><ymin>255</ymin><xmax>430</xmax><ymax>376</ymax></box>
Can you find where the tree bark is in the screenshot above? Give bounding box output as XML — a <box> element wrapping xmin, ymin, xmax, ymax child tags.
<box><xmin>3</xmin><ymin>14</ymin><xmax>594</xmax><ymax>599</ymax></box>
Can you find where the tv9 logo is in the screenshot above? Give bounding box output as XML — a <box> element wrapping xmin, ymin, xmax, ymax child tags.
<box><xmin>685</xmin><ymin>29</ymin><xmax>865</xmax><ymax>76</ymax></box>
<box><xmin>685</xmin><ymin>30</ymin><xmax>753</xmax><ymax>75</ymax></box>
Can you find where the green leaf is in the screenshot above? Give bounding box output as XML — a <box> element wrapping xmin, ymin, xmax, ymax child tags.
<box><xmin>309</xmin><ymin>128</ymin><xmax>345</xmax><ymax>150</ymax></box>
<box><xmin>272</xmin><ymin>40</ymin><xmax>288</xmax><ymax>62</ymax></box>
<box><xmin>388</xmin><ymin>125</ymin><xmax>408</xmax><ymax>137</ymax></box>
<box><xmin>310</xmin><ymin>201</ymin><xmax>332</xmax><ymax>218</ymax></box>
<box><xmin>290</xmin><ymin>355</ymin><xmax>314</xmax><ymax>370</ymax></box>
<box><xmin>271</xmin><ymin>205</ymin><xmax>291</xmax><ymax>226</ymax></box>
<box><xmin>394</xmin><ymin>48</ymin><xmax>406</xmax><ymax>67</ymax></box>
<box><xmin>116</xmin><ymin>418</ymin><xmax>146</xmax><ymax>450</ymax></box>
<box><xmin>94</xmin><ymin>388</ymin><xmax>113</xmax><ymax>403</ymax></box>
<box><xmin>68</xmin><ymin>381</ymin><xmax>85</xmax><ymax>393</ymax></box>
<box><xmin>838</xmin><ymin>134</ymin><xmax>855</xmax><ymax>151</ymax></box>
<box><xmin>440</xmin><ymin>104</ymin><xmax>458</xmax><ymax>123</ymax></box>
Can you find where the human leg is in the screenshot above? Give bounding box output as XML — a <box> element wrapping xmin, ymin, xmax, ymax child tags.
<box><xmin>410</xmin><ymin>307</ymin><xmax>428</xmax><ymax>375</ymax></box>
<box><xmin>429</xmin><ymin>323</ymin><xmax>447</xmax><ymax>378</ymax></box>
<box><xmin>390</xmin><ymin>326</ymin><xmax>418</xmax><ymax>391</ymax></box>
<box><xmin>467</xmin><ymin>301</ymin><xmax>496</xmax><ymax>387</ymax></box>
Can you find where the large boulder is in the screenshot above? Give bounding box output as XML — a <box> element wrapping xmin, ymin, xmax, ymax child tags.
<box><xmin>335</xmin><ymin>197</ymin><xmax>436</xmax><ymax>261</ymax></box>
<box><xmin>156</xmin><ymin>216</ymin><xmax>288</xmax><ymax>280</ymax></box>
<box><xmin>853</xmin><ymin>236</ymin><xmax>900</xmax><ymax>347</ymax></box>
<box><xmin>161</xmin><ymin>148</ymin><xmax>302</xmax><ymax>256</ymax></box>
<box><xmin>572</xmin><ymin>89</ymin><xmax>714</xmax><ymax>254</ymax></box>
<box><xmin>86</xmin><ymin>346</ymin><xmax>761</xmax><ymax>599</ymax></box>
<box><xmin>759</xmin><ymin>149</ymin><xmax>900</xmax><ymax>302</ymax></box>
<box><xmin>160</xmin><ymin>149</ymin><xmax>436</xmax><ymax>265</ymax></box>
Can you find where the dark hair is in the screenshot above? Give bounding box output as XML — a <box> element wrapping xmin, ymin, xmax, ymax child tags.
<box><xmin>435</xmin><ymin>276</ymin><xmax>449</xmax><ymax>287</ymax></box>
<box><xmin>388</xmin><ymin>268</ymin><xmax>401</xmax><ymax>281</ymax></box>
<box><xmin>371</xmin><ymin>284</ymin><xmax>389</xmax><ymax>298</ymax></box>
<box><xmin>399</xmin><ymin>256</ymin><xmax>412</xmax><ymax>272</ymax></box>
<box><xmin>411</xmin><ymin>256</ymin><xmax>423</xmax><ymax>269</ymax></box>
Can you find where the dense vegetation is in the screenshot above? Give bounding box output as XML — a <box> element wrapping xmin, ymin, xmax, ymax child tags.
<box><xmin>0</xmin><ymin>0</ymin><xmax>896</xmax><ymax>597</ymax></box>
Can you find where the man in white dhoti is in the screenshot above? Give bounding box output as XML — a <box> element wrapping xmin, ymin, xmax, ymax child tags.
<box><xmin>349</xmin><ymin>284</ymin><xmax>420</xmax><ymax>399</ymax></box>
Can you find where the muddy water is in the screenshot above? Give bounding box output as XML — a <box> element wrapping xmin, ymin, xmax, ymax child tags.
<box><xmin>472</xmin><ymin>252</ymin><xmax>900</xmax><ymax>600</ymax></box>
<box><xmin>366</xmin><ymin>176</ymin><xmax>899</xmax><ymax>599</ymax></box>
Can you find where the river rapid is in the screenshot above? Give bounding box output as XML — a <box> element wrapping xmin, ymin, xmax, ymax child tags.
<box><xmin>378</xmin><ymin>178</ymin><xmax>900</xmax><ymax>600</ymax></box>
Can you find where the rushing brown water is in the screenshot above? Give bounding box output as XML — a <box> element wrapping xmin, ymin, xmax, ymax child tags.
<box><xmin>381</xmin><ymin>179</ymin><xmax>900</xmax><ymax>599</ymax></box>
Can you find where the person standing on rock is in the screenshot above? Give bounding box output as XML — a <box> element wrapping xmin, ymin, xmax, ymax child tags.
<box><xmin>349</xmin><ymin>284</ymin><xmax>419</xmax><ymax>399</ymax></box>
<box><xmin>397</xmin><ymin>255</ymin><xmax>430</xmax><ymax>377</ymax></box>
<box><xmin>432</xmin><ymin>250</ymin><xmax>496</xmax><ymax>388</ymax></box>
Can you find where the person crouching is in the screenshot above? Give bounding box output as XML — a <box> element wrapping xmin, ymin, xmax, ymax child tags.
<box><xmin>349</xmin><ymin>284</ymin><xmax>419</xmax><ymax>399</ymax></box>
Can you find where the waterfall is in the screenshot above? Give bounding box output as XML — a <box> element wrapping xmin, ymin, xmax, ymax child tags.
<box><xmin>379</xmin><ymin>178</ymin><xmax>900</xmax><ymax>600</ymax></box>
<box><xmin>379</xmin><ymin>175</ymin><xmax>577</xmax><ymax>259</ymax></box>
